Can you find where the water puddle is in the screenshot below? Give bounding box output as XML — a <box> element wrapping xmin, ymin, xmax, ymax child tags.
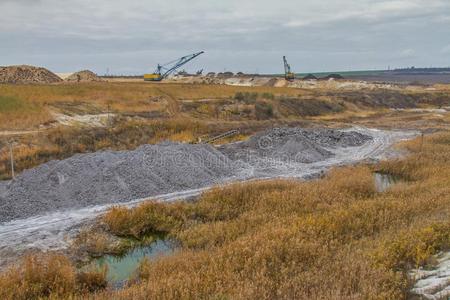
<box><xmin>374</xmin><ymin>172</ymin><xmax>401</xmax><ymax>192</ymax></box>
<box><xmin>93</xmin><ymin>238</ymin><xmax>174</xmax><ymax>285</ymax></box>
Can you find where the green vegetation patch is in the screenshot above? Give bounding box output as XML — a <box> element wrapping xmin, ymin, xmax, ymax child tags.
<box><xmin>0</xmin><ymin>96</ymin><xmax>27</xmax><ymax>112</ymax></box>
<box><xmin>279</xmin><ymin>97</ymin><xmax>345</xmax><ymax>117</ymax></box>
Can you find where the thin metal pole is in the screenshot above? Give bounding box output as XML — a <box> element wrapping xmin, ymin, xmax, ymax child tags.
<box><xmin>107</xmin><ymin>102</ymin><xmax>112</xmax><ymax>128</ymax></box>
<box><xmin>9</xmin><ymin>142</ymin><xmax>15</xmax><ymax>179</ymax></box>
<box><xmin>420</xmin><ymin>131</ymin><xmax>424</xmax><ymax>153</ymax></box>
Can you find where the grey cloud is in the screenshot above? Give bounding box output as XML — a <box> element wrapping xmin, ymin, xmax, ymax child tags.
<box><xmin>0</xmin><ymin>0</ymin><xmax>449</xmax><ymax>74</ymax></box>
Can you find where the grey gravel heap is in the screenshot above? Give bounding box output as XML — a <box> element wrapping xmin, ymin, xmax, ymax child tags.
<box><xmin>219</xmin><ymin>127</ymin><xmax>372</xmax><ymax>163</ymax></box>
<box><xmin>0</xmin><ymin>128</ymin><xmax>372</xmax><ymax>223</ymax></box>
<box><xmin>0</xmin><ymin>143</ymin><xmax>234</xmax><ymax>223</ymax></box>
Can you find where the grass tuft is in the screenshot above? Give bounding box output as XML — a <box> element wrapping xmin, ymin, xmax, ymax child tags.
<box><xmin>0</xmin><ymin>253</ymin><xmax>107</xmax><ymax>299</ymax></box>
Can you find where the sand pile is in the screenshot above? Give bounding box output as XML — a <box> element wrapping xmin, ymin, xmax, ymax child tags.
<box><xmin>263</xmin><ymin>78</ymin><xmax>279</xmax><ymax>87</ymax></box>
<box><xmin>66</xmin><ymin>70</ymin><xmax>102</xmax><ymax>82</ymax></box>
<box><xmin>0</xmin><ymin>65</ymin><xmax>62</xmax><ymax>84</ymax></box>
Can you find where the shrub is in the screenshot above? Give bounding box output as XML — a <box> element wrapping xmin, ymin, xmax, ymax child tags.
<box><xmin>77</xmin><ymin>266</ymin><xmax>108</xmax><ymax>293</ymax></box>
<box><xmin>102</xmin><ymin>202</ymin><xmax>189</xmax><ymax>238</ymax></box>
<box><xmin>261</xmin><ymin>92</ymin><xmax>274</xmax><ymax>100</ymax></box>
<box><xmin>372</xmin><ymin>222</ymin><xmax>450</xmax><ymax>270</ymax></box>
<box><xmin>234</xmin><ymin>92</ymin><xmax>258</xmax><ymax>104</ymax></box>
<box><xmin>0</xmin><ymin>253</ymin><xmax>107</xmax><ymax>299</ymax></box>
<box><xmin>0</xmin><ymin>96</ymin><xmax>25</xmax><ymax>112</ymax></box>
<box><xmin>255</xmin><ymin>101</ymin><xmax>274</xmax><ymax>120</ymax></box>
<box><xmin>0</xmin><ymin>254</ymin><xmax>77</xmax><ymax>299</ymax></box>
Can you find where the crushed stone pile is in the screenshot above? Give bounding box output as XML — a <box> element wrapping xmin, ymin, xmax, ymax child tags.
<box><xmin>0</xmin><ymin>127</ymin><xmax>373</xmax><ymax>223</ymax></box>
<box><xmin>220</xmin><ymin>128</ymin><xmax>372</xmax><ymax>164</ymax></box>
<box><xmin>66</xmin><ymin>70</ymin><xmax>102</xmax><ymax>82</ymax></box>
<box><xmin>0</xmin><ymin>65</ymin><xmax>62</xmax><ymax>84</ymax></box>
<box><xmin>0</xmin><ymin>143</ymin><xmax>235</xmax><ymax>223</ymax></box>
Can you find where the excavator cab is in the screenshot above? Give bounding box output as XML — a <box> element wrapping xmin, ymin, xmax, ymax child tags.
<box><xmin>144</xmin><ymin>52</ymin><xmax>204</xmax><ymax>82</ymax></box>
<box><xmin>144</xmin><ymin>64</ymin><xmax>163</xmax><ymax>81</ymax></box>
<box><xmin>143</xmin><ymin>73</ymin><xmax>163</xmax><ymax>81</ymax></box>
<box><xmin>283</xmin><ymin>56</ymin><xmax>295</xmax><ymax>81</ymax></box>
<box><xmin>285</xmin><ymin>72</ymin><xmax>295</xmax><ymax>81</ymax></box>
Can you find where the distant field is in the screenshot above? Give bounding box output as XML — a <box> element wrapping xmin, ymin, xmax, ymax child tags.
<box><xmin>349</xmin><ymin>73</ymin><xmax>450</xmax><ymax>85</ymax></box>
<box><xmin>1</xmin><ymin>81</ymin><xmax>449</xmax><ymax>180</ymax></box>
<box><xmin>292</xmin><ymin>69</ymin><xmax>450</xmax><ymax>84</ymax></box>
<box><xmin>0</xmin><ymin>82</ymin><xmax>308</xmax><ymax>130</ymax></box>
<box><xmin>0</xmin><ymin>80</ymin><xmax>449</xmax><ymax>133</ymax></box>
<box><xmin>297</xmin><ymin>69</ymin><xmax>387</xmax><ymax>77</ymax></box>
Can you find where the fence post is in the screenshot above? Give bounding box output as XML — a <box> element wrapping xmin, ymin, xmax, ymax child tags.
<box><xmin>9</xmin><ymin>141</ymin><xmax>15</xmax><ymax>179</ymax></box>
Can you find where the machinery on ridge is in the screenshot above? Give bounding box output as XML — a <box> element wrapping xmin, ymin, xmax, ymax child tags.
<box><xmin>144</xmin><ymin>51</ymin><xmax>204</xmax><ymax>81</ymax></box>
<box><xmin>283</xmin><ymin>56</ymin><xmax>295</xmax><ymax>81</ymax></box>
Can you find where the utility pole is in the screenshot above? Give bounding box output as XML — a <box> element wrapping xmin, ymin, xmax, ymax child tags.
<box><xmin>8</xmin><ymin>141</ymin><xmax>15</xmax><ymax>179</ymax></box>
<box><xmin>107</xmin><ymin>103</ymin><xmax>111</xmax><ymax>127</ymax></box>
<box><xmin>420</xmin><ymin>131</ymin><xmax>424</xmax><ymax>153</ymax></box>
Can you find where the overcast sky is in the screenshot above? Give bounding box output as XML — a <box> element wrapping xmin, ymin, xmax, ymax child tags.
<box><xmin>1</xmin><ymin>0</ymin><xmax>449</xmax><ymax>74</ymax></box>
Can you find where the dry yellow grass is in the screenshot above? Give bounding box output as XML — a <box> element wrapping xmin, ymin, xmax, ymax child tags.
<box><xmin>1</xmin><ymin>132</ymin><xmax>450</xmax><ymax>299</ymax></box>
<box><xmin>102</xmin><ymin>201</ymin><xmax>189</xmax><ymax>239</ymax></box>
<box><xmin>0</xmin><ymin>95</ymin><xmax>52</xmax><ymax>130</ymax></box>
<box><xmin>0</xmin><ymin>118</ymin><xmax>212</xmax><ymax>180</ymax></box>
<box><xmin>1</xmin><ymin>81</ymin><xmax>449</xmax><ymax>131</ymax></box>
<box><xmin>0</xmin><ymin>82</ymin><xmax>311</xmax><ymax>130</ymax></box>
<box><xmin>91</xmin><ymin>132</ymin><xmax>449</xmax><ymax>300</ymax></box>
<box><xmin>1</xmin><ymin>81</ymin><xmax>450</xmax><ymax>299</ymax></box>
<box><xmin>0</xmin><ymin>253</ymin><xmax>107</xmax><ymax>300</ymax></box>
<box><xmin>1</xmin><ymin>81</ymin><xmax>448</xmax><ymax>181</ymax></box>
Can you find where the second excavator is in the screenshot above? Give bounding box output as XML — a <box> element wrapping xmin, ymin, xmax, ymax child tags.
<box><xmin>283</xmin><ymin>56</ymin><xmax>295</xmax><ymax>81</ymax></box>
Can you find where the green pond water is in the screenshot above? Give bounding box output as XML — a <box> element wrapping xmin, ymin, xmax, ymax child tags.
<box><xmin>94</xmin><ymin>238</ymin><xmax>174</xmax><ymax>284</ymax></box>
<box><xmin>374</xmin><ymin>172</ymin><xmax>401</xmax><ymax>192</ymax></box>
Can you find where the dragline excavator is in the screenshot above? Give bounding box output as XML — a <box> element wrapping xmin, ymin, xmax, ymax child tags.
<box><xmin>144</xmin><ymin>51</ymin><xmax>204</xmax><ymax>81</ymax></box>
<box><xmin>283</xmin><ymin>56</ymin><xmax>295</xmax><ymax>81</ymax></box>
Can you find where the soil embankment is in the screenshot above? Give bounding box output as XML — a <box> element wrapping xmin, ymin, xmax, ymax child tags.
<box><xmin>65</xmin><ymin>70</ymin><xmax>102</xmax><ymax>82</ymax></box>
<box><xmin>0</xmin><ymin>65</ymin><xmax>62</xmax><ymax>84</ymax></box>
